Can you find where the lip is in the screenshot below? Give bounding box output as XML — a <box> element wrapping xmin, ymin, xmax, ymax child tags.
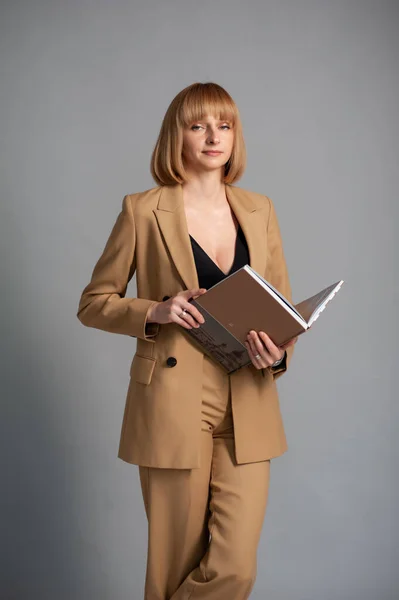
<box><xmin>203</xmin><ymin>151</ymin><xmax>223</xmax><ymax>155</ymax></box>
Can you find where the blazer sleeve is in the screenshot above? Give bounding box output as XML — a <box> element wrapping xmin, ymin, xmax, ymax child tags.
<box><xmin>263</xmin><ymin>196</ymin><xmax>294</xmax><ymax>381</ymax></box>
<box><xmin>76</xmin><ymin>194</ymin><xmax>160</xmax><ymax>342</ymax></box>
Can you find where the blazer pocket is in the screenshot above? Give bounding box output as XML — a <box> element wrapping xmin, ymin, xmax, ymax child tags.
<box><xmin>130</xmin><ymin>354</ymin><xmax>157</xmax><ymax>385</ymax></box>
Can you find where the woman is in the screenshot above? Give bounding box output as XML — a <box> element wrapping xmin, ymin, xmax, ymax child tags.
<box><xmin>77</xmin><ymin>82</ymin><xmax>296</xmax><ymax>600</ymax></box>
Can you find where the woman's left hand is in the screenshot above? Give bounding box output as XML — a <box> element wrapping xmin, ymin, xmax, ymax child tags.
<box><xmin>245</xmin><ymin>330</ymin><xmax>297</xmax><ymax>370</ymax></box>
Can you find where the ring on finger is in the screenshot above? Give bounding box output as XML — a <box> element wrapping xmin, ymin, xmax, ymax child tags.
<box><xmin>254</xmin><ymin>353</ymin><xmax>262</xmax><ymax>360</ymax></box>
<box><xmin>179</xmin><ymin>308</ymin><xmax>188</xmax><ymax>319</ymax></box>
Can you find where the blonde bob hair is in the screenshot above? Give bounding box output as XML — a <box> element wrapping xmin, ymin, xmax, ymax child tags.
<box><xmin>150</xmin><ymin>82</ymin><xmax>246</xmax><ymax>186</ymax></box>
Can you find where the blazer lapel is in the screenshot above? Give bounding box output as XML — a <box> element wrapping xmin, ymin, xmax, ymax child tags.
<box><xmin>225</xmin><ymin>185</ymin><xmax>267</xmax><ymax>278</ymax></box>
<box><xmin>154</xmin><ymin>184</ymin><xmax>200</xmax><ymax>291</ymax></box>
<box><xmin>154</xmin><ymin>183</ymin><xmax>267</xmax><ymax>291</ymax></box>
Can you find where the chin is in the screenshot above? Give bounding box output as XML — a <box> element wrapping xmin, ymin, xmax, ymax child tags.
<box><xmin>200</xmin><ymin>157</ymin><xmax>225</xmax><ymax>168</ymax></box>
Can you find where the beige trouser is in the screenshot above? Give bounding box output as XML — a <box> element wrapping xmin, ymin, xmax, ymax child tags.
<box><xmin>139</xmin><ymin>355</ymin><xmax>271</xmax><ymax>600</ymax></box>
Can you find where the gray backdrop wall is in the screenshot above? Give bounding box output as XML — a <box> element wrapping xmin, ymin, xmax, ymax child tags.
<box><xmin>1</xmin><ymin>1</ymin><xmax>398</xmax><ymax>599</ymax></box>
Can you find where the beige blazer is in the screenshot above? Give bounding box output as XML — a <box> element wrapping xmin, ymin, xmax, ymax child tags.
<box><xmin>77</xmin><ymin>183</ymin><xmax>294</xmax><ymax>469</ymax></box>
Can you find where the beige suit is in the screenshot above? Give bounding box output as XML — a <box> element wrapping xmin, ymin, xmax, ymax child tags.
<box><xmin>77</xmin><ymin>183</ymin><xmax>294</xmax><ymax>599</ymax></box>
<box><xmin>77</xmin><ymin>183</ymin><xmax>293</xmax><ymax>470</ymax></box>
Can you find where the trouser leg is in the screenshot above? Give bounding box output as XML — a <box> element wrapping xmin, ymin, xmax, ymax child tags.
<box><xmin>139</xmin><ymin>430</ymin><xmax>213</xmax><ymax>600</ymax></box>
<box><xmin>171</xmin><ymin>437</ymin><xmax>270</xmax><ymax>600</ymax></box>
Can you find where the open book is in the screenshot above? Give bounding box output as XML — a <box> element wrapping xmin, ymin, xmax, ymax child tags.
<box><xmin>185</xmin><ymin>265</ymin><xmax>344</xmax><ymax>374</ymax></box>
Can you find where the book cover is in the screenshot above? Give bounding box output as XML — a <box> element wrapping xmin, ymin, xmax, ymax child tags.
<box><xmin>184</xmin><ymin>266</ymin><xmax>343</xmax><ymax>373</ymax></box>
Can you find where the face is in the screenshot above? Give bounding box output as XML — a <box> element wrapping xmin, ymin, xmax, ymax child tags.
<box><xmin>182</xmin><ymin>115</ymin><xmax>234</xmax><ymax>175</ymax></box>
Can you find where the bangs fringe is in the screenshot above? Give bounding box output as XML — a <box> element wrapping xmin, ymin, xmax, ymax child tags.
<box><xmin>177</xmin><ymin>83</ymin><xmax>237</xmax><ymax>126</ymax></box>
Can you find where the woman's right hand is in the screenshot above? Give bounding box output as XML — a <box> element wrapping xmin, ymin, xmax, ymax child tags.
<box><xmin>147</xmin><ymin>288</ymin><xmax>207</xmax><ymax>329</ymax></box>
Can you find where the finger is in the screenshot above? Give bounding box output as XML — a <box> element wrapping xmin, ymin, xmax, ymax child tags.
<box><xmin>246</xmin><ymin>334</ymin><xmax>268</xmax><ymax>364</ymax></box>
<box><xmin>169</xmin><ymin>304</ymin><xmax>195</xmax><ymax>329</ymax></box>
<box><xmin>249</xmin><ymin>331</ymin><xmax>283</xmax><ymax>365</ymax></box>
<box><xmin>176</xmin><ymin>303</ymin><xmax>206</xmax><ymax>329</ymax></box>
<box><xmin>185</xmin><ymin>303</ymin><xmax>205</xmax><ymax>325</ymax></box>
<box><xmin>179</xmin><ymin>288</ymin><xmax>207</xmax><ymax>299</ymax></box>
<box><xmin>244</xmin><ymin>341</ymin><xmax>266</xmax><ymax>369</ymax></box>
<box><xmin>258</xmin><ymin>331</ymin><xmax>285</xmax><ymax>362</ymax></box>
<box><xmin>178</xmin><ymin>307</ymin><xmax>200</xmax><ymax>329</ymax></box>
<box><xmin>171</xmin><ymin>309</ymin><xmax>194</xmax><ymax>329</ymax></box>
<box><xmin>186</xmin><ymin>292</ymin><xmax>206</xmax><ymax>324</ymax></box>
<box><xmin>174</xmin><ymin>316</ymin><xmax>192</xmax><ymax>329</ymax></box>
<box><xmin>248</xmin><ymin>331</ymin><xmax>271</xmax><ymax>357</ymax></box>
<box><xmin>194</xmin><ymin>311</ymin><xmax>205</xmax><ymax>325</ymax></box>
<box><xmin>245</xmin><ymin>333</ymin><xmax>258</xmax><ymax>356</ymax></box>
<box><xmin>258</xmin><ymin>331</ymin><xmax>279</xmax><ymax>354</ymax></box>
<box><xmin>192</xmin><ymin>289</ymin><xmax>207</xmax><ymax>300</ymax></box>
<box><xmin>181</xmin><ymin>302</ymin><xmax>206</xmax><ymax>327</ymax></box>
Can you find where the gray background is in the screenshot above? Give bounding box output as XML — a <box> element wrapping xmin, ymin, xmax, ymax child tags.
<box><xmin>1</xmin><ymin>1</ymin><xmax>397</xmax><ymax>599</ymax></box>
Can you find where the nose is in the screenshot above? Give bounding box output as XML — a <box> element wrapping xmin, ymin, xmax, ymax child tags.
<box><xmin>206</xmin><ymin>126</ymin><xmax>220</xmax><ymax>144</ymax></box>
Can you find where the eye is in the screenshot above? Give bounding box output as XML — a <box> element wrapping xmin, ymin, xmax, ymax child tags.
<box><xmin>220</xmin><ymin>124</ymin><xmax>231</xmax><ymax>130</ymax></box>
<box><xmin>190</xmin><ymin>124</ymin><xmax>203</xmax><ymax>131</ymax></box>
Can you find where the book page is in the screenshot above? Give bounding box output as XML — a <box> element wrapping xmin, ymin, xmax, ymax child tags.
<box><xmin>295</xmin><ymin>281</ymin><xmax>344</xmax><ymax>324</ymax></box>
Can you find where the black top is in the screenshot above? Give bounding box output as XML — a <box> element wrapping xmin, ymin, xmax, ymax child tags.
<box><xmin>189</xmin><ymin>225</ymin><xmax>250</xmax><ymax>289</ymax></box>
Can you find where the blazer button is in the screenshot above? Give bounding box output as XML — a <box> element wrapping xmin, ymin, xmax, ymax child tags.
<box><xmin>166</xmin><ymin>356</ymin><xmax>177</xmax><ymax>368</ymax></box>
<box><xmin>162</xmin><ymin>295</ymin><xmax>171</xmax><ymax>301</ymax></box>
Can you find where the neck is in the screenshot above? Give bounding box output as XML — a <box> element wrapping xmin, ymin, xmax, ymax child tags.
<box><xmin>182</xmin><ymin>170</ymin><xmax>226</xmax><ymax>207</ymax></box>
